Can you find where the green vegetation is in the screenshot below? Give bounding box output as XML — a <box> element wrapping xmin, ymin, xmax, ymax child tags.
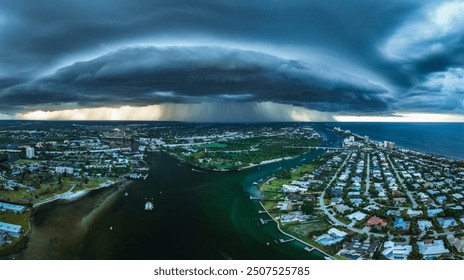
<box><xmin>193</xmin><ymin>143</ymin><xmax>228</xmax><ymax>149</ymax></box>
<box><xmin>169</xmin><ymin>136</ymin><xmax>322</xmax><ymax>171</ymax></box>
<box><xmin>0</xmin><ymin>176</ymin><xmax>115</xmax><ymax>205</ymax></box>
<box><xmin>0</xmin><ymin>211</ymin><xmax>31</xmax><ymax>255</ymax></box>
<box><xmin>260</xmin><ymin>164</ymin><xmax>317</xmax><ymax>214</ymax></box>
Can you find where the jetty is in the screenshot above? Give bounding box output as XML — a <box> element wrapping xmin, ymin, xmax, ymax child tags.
<box><xmin>259</xmin><ymin>218</ymin><xmax>274</xmax><ymax>225</ymax></box>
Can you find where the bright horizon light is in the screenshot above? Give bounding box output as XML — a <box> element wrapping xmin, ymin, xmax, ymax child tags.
<box><xmin>334</xmin><ymin>113</ymin><xmax>464</xmax><ymax>122</ymax></box>
<box><xmin>10</xmin><ymin>105</ymin><xmax>464</xmax><ymax>122</ymax></box>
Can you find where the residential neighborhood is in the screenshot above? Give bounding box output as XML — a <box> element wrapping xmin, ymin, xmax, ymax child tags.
<box><xmin>260</xmin><ymin>127</ymin><xmax>464</xmax><ymax>260</ymax></box>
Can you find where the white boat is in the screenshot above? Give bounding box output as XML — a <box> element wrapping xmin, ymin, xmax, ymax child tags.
<box><xmin>145</xmin><ymin>201</ymin><xmax>154</xmax><ymax>211</ymax></box>
<box><xmin>124</xmin><ymin>192</ymin><xmax>128</xmax><ymax>196</ymax></box>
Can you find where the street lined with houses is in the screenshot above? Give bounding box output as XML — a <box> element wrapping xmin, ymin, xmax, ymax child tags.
<box><xmin>259</xmin><ymin>127</ymin><xmax>464</xmax><ymax>260</ymax></box>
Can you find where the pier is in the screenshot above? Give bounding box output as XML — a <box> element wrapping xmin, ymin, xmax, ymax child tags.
<box><xmin>274</xmin><ymin>238</ymin><xmax>295</xmax><ymax>244</ymax></box>
<box><xmin>259</xmin><ymin>218</ymin><xmax>274</xmax><ymax>225</ymax></box>
<box><xmin>304</xmin><ymin>246</ymin><xmax>315</xmax><ymax>252</ymax></box>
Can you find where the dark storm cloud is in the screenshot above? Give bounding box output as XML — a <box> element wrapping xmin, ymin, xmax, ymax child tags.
<box><xmin>0</xmin><ymin>0</ymin><xmax>463</xmax><ymax>116</ymax></box>
<box><xmin>0</xmin><ymin>46</ymin><xmax>389</xmax><ymax>112</ymax></box>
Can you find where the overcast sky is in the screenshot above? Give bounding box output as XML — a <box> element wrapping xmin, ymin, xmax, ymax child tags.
<box><xmin>0</xmin><ymin>0</ymin><xmax>463</xmax><ymax>121</ymax></box>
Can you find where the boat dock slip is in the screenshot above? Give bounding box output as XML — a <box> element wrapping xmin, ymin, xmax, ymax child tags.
<box><xmin>274</xmin><ymin>238</ymin><xmax>295</xmax><ymax>244</ymax></box>
<box><xmin>304</xmin><ymin>246</ymin><xmax>315</xmax><ymax>252</ymax></box>
<box><xmin>259</xmin><ymin>218</ymin><xmax>274</xmax><ymax>225</ymax></box>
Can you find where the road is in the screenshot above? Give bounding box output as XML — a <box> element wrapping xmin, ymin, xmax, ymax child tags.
<box><xmin>365</xmin><ymin>153</ymin><xmax>370</xmax><ymax>196</ymax></box>
<box><xmin>318</xmin><ymin>152</ymin><xmax>386</xmax><ymax>238</ymax></box>
<box><xmin>386</xmin><ymin>154</ymin><xmax>419</xmax><ymax>208</ymax></box>
<box><xmin>33</xmin><ymin>184</ymin><xmax>77</xmax><ymax>208</ymax></box>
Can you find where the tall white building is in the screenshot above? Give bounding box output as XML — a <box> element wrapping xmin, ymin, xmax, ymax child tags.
<box><xmin>25</xmin><ymin>147</ymin><xmax>35</xmax><ymax>159</ymax></box>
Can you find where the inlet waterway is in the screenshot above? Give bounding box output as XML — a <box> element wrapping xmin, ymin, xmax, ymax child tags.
<box><xmin>11</xmin><ymin>123</ymin><xmax>341</xmax><ymax>260</ymax></box>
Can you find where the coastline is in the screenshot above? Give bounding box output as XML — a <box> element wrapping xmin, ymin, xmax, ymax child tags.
<box><xmin>165</xmin><ymin>149</ymin><xmax>304</xmax><ymax>173</ymax></box>
<box><xmin>0</xmin><ymin>178</ymin><xmax>132</xmax><ymax>258</ymax></box>
<box><xmin>257</xmin><ymin>200</ymin><xmax>334</xmax><ymax>260</ymax></box>
<box><xmin>32</xmin><ymin>177</ymin><xmax>130</xmax><ymax>209</ymax></box>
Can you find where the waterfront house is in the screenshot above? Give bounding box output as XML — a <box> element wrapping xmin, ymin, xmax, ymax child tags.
<box><xmin>417</xmin><ymin>239</ymin><xmax>450</xmax><ymax>259</ymax></box>
<box><xmin>0</xmin><ymin>202</ymin><xmax>26</xmax><ymax>214</ymax></box>
<box><xmin>282</xmin><ymin>184</ymin><xmax>307</xmax><ymax>193</ymax></box>
<box><xmin>315</xmin><ymin>228</ymin><xmax>347</xmax><ymax>246</ymax></box>
<box><xmin>0</xmin><ymin>221</ymin><xmax>22</xmax><ymax>238</ymax></box>
<box><xmin>280</xmin><ymin>211</ymin><xmax>310</xmax><ymax>224</ymax></box>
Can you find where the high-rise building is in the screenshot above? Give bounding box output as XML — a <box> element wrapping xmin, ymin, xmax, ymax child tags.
<box><xmin>25</xmin><ymin>147</ymin><xmax>35</xmax><ymax>159</ymax></box>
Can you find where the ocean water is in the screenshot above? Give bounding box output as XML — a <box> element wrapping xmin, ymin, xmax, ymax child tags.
<box><xmin>330</xmin><ymin>122</ymin><xmax>464</xmax><ymax>160</ymax></box>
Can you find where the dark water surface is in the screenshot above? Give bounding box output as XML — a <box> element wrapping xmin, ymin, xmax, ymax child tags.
<box><xmin>14</xmin><ymin>124</ymin><xmax>342</xmax><ymax>260</ymax></box>
<box><xmin>11</xmin><ymin>122</ymin><xmax>462</xmax><ymax>259</ymax></box>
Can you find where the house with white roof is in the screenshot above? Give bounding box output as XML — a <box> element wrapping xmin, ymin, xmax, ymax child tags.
<box><xmin>437</xmin><ymin>217</ymin><xmax>458</xmax><ymax>228</ymax></box>
<box><xmin>417</xmin><ymin>220</ymin><xmax>434</xmax><ymax>231</ymax></box>
<box><xmin>447</xmin><ymin>236</ymin><xmax>464</xmax><ymax>253</ymax></box>
<box><xmin>427</xmin><ymin>208</ymin><xmax>443</xmax><ymax>217</ymax></box>
<box><xmin>407</xmin><ymin>209</ymin><xmax>423</xmax><ymax>217</ymax></box>
<box><xmin>381</xmin><ymin>241</ymin><xmax>412</xmax><ymax>260</ymax></box>
<box><xmin>347</xmin><ymin>211</ymin><xmax>367</xmax><ymax>221</ymax></box>
<box><xmin>417</xmin><ymin>240</ymin><xmax>450</xmax><ymax>259</ymax></box>
<box><xmin>335</xmin><ymin>204</ymin><xmax>353</xmax><ymax>214</ymax></box>
<box><xmin>0</xmin><ymin>221</ymin><xmax>22</xmax><ymax>238</ymax></box>
<box><xmin>281</xmin><ymin>184</ymin><xmax>307</xmax><ymax>193</ymax></box>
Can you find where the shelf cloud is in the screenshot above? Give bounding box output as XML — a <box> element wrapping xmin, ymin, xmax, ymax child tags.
<box><xmin>0</xmin><ymin>0</ymin><xmax>463</xmax><ymax>120</ymax></box>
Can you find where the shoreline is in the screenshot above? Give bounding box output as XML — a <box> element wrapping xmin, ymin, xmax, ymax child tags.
<box><xmin>32</xmin><ymin>177</ymin><xmax>130</xmax><ymax>209</ymax></box>
<box><xmin>257</xmin><ymin>200</ymin><xmax>334</xmax><ymax>260</ymax></box>
<box><xmin>0</xmin><ymin>178</ymin><xmax>132</xmax><ymax>258</ymax></box>
<box><xmin>165</xmin><ymin>149</ymin><xmax>306</xmax><ymax>173</ymax></box>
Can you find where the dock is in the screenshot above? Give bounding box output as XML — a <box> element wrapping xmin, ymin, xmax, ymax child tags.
<box><xmin>304</xmin><ymin>246</ymin><xmax>315</xmax><ymax>252</ymax></box>
<box><xmin>274</xmin><ymin>238</ymin><xmax>295</xmax><ymax>244</ymax></box>
<box><xmin>259</xmin><ymin>218</ymin><xmax>274</xmax><ymax>225</ymax></box>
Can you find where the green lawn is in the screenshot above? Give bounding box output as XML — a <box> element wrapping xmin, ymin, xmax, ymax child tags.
<box><xmin>284</xmin><ymin>220</ymin><xmax>332</xmax><ymax>237</ymax></box>
<box><xmin>14</xmin><ymin>159</ymin><xmax>43</xmax><ymax>164</ymax></box>
<box><xmin>1</xmin><ymin>177</ymin><xmax>116</xmax><ymax>204</ymax></box>
<box><xmin>193</xmin><ymin>143</ymin><xmax>228</xmax><ymax>149</ymax></box>
<box><xmin>0</xmin><ymin>211</ymin><xmax>30</xmax><ymax>233</ymax></box>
